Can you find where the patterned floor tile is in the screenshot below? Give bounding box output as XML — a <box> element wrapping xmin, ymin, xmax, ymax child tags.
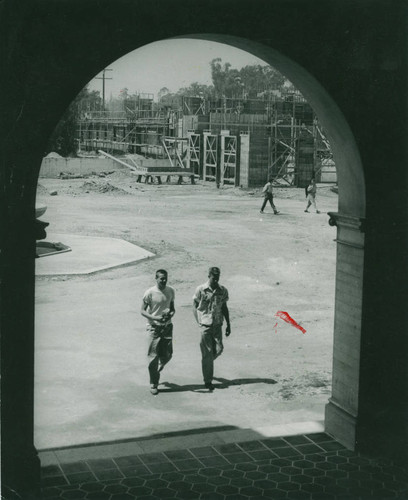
<box><xmin>40</xmin><ymin>433</ymin><xmax>408</xmax><ymax>500</ymax></box>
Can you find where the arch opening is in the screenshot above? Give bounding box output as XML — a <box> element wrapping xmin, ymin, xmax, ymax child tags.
<box><xmin>34</xmin><ymin>35</ymin><xmax>366</xmax><ymax>451</ymax></box>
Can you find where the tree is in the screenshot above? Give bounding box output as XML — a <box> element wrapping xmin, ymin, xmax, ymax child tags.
<box><xmin>158</xmin><ymin>87</ymin><xmax>170</xmax><ymax>100</ymax></box>
<box><xmin>46</xmin><ymin>86</ymin><xmax>101</xmax><ymax>157</ymax></box>
<box><xmin>176</xmin><ymin>82</ymin><xmax>214</xmax><ymax>98</ymax></box>
<box><xmin>78</xmin><ymin>89</ymin><xmax>102</xmax><ymax>112</ymax></box>
<box><xmin>210</xmin><ymin>58</ymin><xmax>288</xmax><ymax>99</ymax></box>
<box><xmin>210</xmin><ymin>58</ymin><xmax>239</xmax><ymax>98</ymax></box>
<box><xmin>118</xmin><ymin>87</ymin><xmax>129</xmax><ymax>100</ymax></box>
<box><xmin>239</xmin><ymin>65</ymin><xmax>286</xmax><ymax>97</ymax></box>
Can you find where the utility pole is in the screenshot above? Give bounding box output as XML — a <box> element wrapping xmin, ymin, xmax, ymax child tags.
<box><xmin>95</xmin><ymin>68</ymin><xmax>113</xmax><ymax>110</ymax></box>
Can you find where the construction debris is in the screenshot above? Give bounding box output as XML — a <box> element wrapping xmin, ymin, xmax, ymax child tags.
<box><xmin>81</xmin><ymin>180</ymin><xmax>129</xmax><ymax>195</ymax></box>
<box><xmin>59</xmin><ymin>172</ymin><xmax>86</xmax><ymax>179</ymax></box>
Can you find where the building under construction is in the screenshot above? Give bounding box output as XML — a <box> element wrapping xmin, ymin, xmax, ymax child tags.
<box><xmin>78</xmin><ymin>91</ymin><xmax>335</xmax><ymax>188</ymax></box>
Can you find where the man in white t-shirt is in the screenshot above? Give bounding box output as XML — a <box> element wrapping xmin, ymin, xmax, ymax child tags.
<box><xmin>141</xmin><ymin>269</ymin><xmax>175</xmax><ymax>395</ymax></box>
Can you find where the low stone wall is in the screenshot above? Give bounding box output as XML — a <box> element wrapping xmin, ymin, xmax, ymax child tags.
<box><xmin>39</xmin><ymin>157</ymin><xmax>119</xmax><ymax>178</ymax></box>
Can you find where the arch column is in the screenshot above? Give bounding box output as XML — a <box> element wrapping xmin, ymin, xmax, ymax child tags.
<box><xmin>1</xmin><ymin>207</ymin><xmax>42</xmax><ymax>498</ymax></box>
<box><xmin>356</xmin><ymin>218</ymin><xmax>408</xmax><ymax>459</ymax></box>
<box><xmin>325</xmin><ymin>212</ymin><xmax>365</xmax><ymax>450</ymax></box>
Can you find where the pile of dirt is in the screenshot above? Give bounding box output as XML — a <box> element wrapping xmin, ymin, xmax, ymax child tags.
<box><xmin>80</xmin><ymin>180</ymin><xmax>130</xmax><ymax>195</ymax></box>
<box><xmin>59</xmin><ymin>172</ymin><xmax>87</xmax><ymax>179</ymax></box>
<box><xmin>58</xmin><ymin>171</ymin><xmax>116</xmax><ymax>180</ymax></box>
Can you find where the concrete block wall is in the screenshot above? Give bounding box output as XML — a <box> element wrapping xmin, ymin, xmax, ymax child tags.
<box><xmin>39</xmin><ymin>157</ymin><xmax>119</xmax><ymax>178</ymax></box>
<box><xmin>248</xmin><ymin>129</ymin><xmax>269</xmax><ymax>187</ymax></box>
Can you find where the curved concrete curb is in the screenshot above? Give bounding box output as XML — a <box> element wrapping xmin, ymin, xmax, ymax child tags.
<box><xmin>35</xmin><ymin>234</ymin><xmax>155</xmax><ymax>276</ymax></box>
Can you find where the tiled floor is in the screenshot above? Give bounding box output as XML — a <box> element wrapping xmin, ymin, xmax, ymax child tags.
<box><xmin>41</xmin><ymin>432</ymin><xmax>408</xmax><ymax>499</ymax></box>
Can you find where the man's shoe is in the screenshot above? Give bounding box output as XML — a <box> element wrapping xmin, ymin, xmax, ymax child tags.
<box><xmin>274</xmin><ymin>211</ymin><xmax>280</xmax><ymax>215</ymax></box>
<box><xmin>150</xmin><ymin>385</ymin><xmax>159</xmax><ymax>395</ymax></box>
<box><xmin>260</xmin><ymin>210</ymin><xmax>264</xmax><ymax>214</ymax></box>
<box><xmin>205</xmin><ymin>382</ymin><xmax>215</xmax><ymax>391</ymax></box>
<box><xmin>304</xmin><ymin>209</ymin><xmax>309</xmax><ymax>213</ymax></box>
<box><xmin>316</xmin><ymin>210</ymin><xmax>321</xmax><ymax>214</ymax></box>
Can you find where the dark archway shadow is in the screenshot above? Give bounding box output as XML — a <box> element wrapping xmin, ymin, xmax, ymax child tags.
<box><xmin>159</xmin><ymin>377</ymin><xmax>277</xmax><ymax>393</ymax></box>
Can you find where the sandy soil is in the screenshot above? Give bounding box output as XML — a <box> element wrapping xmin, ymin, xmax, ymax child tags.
<box><xmin>34</xmin><ymin>170</ymin><xmax>338</xmax><ymax>449</ymax></box>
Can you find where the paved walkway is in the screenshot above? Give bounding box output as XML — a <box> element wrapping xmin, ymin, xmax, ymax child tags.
<box><xmin>40</xmin><ymin>426</ymin><xmax>408</xmax><ymax>499</ymax></box>
<box><xmin>35</xmin><ymin>233</ymin><xmax>154</xmax><ymax>276</ymax></box>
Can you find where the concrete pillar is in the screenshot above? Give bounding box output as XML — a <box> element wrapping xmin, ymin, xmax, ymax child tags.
<box><xmin>219</xmin><ymin>134</ymin><xmax>225</xmax><ymax>186</ymax></box>
<box><xmin>325</xmin><ymin>212</ymin><xmax>365</xmax><ymax>450</ymax></box>
<box><xmin>239</xmin><ymin>132</ymin><xmax>250</xmax><ymax>189</ymax></box>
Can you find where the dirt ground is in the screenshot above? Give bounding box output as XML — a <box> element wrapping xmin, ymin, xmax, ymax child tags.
<box><xmin>34</xmin><ymin>169</ymin><xmax>338</xmax><ymax>450</ymax></box>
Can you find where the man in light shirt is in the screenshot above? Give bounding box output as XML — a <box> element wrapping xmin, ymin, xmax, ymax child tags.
<box><xmin>193</xmin><ymin>267</ymin><xmax>231</xmax><ymax>391</ymax></box>
<box><xmin>304</xmin><ymin>177</ymin><xmax>321</xmax><ymax>213</ymax></box>
<box><xmin>260</xmin><ymin>177</ymin><xmax>280</xmax><ymax>214</ymax></box>
<box><xmin>141</xmin><ymin>269</ymin><xmax>175</xmax><ymax>395</ymax></box>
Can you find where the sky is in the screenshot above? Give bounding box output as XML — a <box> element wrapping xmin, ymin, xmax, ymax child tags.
<box><xmin>87</xmin><ymin>39</ymin><xmax>269</xmax><ymax>100</ymax></box>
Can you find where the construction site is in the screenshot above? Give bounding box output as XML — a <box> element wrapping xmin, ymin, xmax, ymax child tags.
<box><xmin>35</xmin><ymin>172</ymin><xmax>339</xmax><ymax>450</ymax></box>
<box><xmin>77</xmin><ymin>90</ymin><xmax>336</xmax><ymax>188</ymax></box>
<box><xmin>32</xmin><ymin>78</ymin><xmax>342</xmax><ymax>454</ymax></box>
<box><xmin>30</xmin><ymin>64</ymin><xmax>343</xmax><ymax>496</ymax></box>
<box><xmin>35</xmin><ymin>84</ymin><xmax>339</xmax><ymax>449</ymax></box>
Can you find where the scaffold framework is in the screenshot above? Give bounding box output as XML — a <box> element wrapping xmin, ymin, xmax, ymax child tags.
<box><xmin>77</xmin><ymin>90</ymin><xmax>333</xmax><ymax>188</ymax></box>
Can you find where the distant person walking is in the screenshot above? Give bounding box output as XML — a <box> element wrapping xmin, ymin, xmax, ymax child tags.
<box><xmin>141</xmin><ymin>269</ymin><xmax>175</xmax><ymax>395</ymax></box>
<box><xmin>260</xmin><ymin>177</ymin><xmax>280</xmax><ymax>214</ymax></box>
<box><xmin>193</xmin><ymin>267</ymin><xmax>231</xmax><ymax>391</ymax></box>
<box><xmin>304</xmin><ymin>178</ymin><xmax>321</xmax><ymax>213</ymax></box>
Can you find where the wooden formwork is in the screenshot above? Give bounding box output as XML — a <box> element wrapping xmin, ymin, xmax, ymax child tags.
<box><xmin>220</xmin><ymin>134</ymin><xmax>237</xmax><ymax>185</ymax></box>
<box><xmin>187</xmin><ymin>132</ymin><xmax>201</xmax><ymax>177</ymax></box>
<box><xmin>202</xmin><ymin>132</ymin><xmax>218</xmax><ymax>182</ymax></box>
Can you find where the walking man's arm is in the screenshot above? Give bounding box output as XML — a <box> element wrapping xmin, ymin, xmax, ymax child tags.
<box><xmin>222</xmin><ymin>302</ymin><xmax>231</xmax><ymax>336</ymax></box>
<box><xmin>193</xmin><ymin>298</ymin><xmax>199</xmax><ymax>324</ymax></box>
<box><xmin>166</xmin><ymin>300</ymin><xmax>176</xmax><ymax>321</ymax></box>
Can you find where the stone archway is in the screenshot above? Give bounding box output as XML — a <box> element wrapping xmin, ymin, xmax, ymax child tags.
<box><xmin>2</xmin><ymin>2</ymin><xmax>408</xmax><ymax>497</ymax></box>
<box><xmin>36</xmin><ymin>33</ymin><xmax>366</xmax><ymax>451</ymax></box>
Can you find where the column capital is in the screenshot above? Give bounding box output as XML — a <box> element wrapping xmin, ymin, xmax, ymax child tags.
<box><xmin>328</xmin><ymin>212</ymin><xmax>366</xmax><ymax>232</ymax></box>
<box><xmin>328</xmin><ymin>212</ymin><xmax>365</xmax><ymax>249</ymax></box>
